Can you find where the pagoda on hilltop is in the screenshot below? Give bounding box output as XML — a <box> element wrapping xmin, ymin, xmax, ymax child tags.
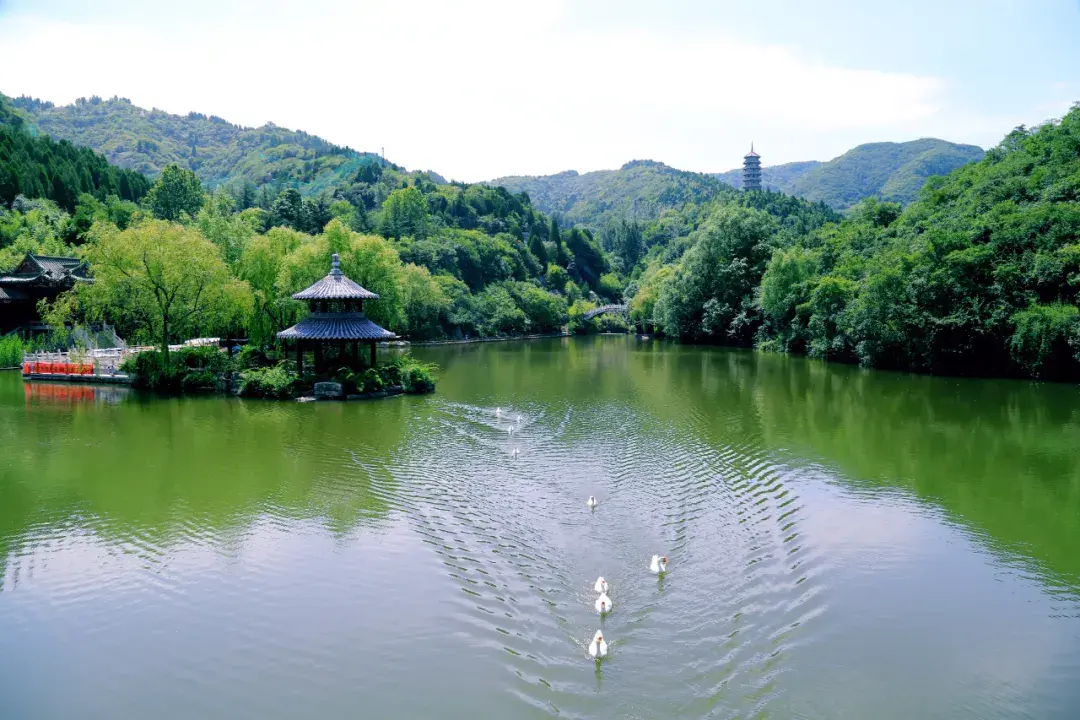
<box><xmin>742</xmin><ymin>144</ymin><xmax>762</xmax><ymax>192</ymax></box>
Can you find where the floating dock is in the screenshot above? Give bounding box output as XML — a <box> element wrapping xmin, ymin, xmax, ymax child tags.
<box><xmin>23</xmin><ymin>371</ymin><xmax>132</xmax><ymax>384</ymax></box>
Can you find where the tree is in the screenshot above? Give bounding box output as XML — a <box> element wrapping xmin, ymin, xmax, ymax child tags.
<box><xmin>656</xmin><ymin>206</ymin><xmax>777</xmax><ymax>342</ymax></box>
<box><xmin>271</xmin><ymin>187</ymin><xmax>306</xmax><ymax>231</ymax></box>
<box><xmin>380</xmin><ymin>187</ymin><xmax>429</xmax><ymax>239</ymax></box>
<box><xmin>144</xmin><ymin>164</ymin><xmax>205</xmax><ymax>221</ymax></box>
<box><xmin>80</xmin><ymin>220</ymin><xmax>251</xmax><ymax>364</ymax></box>
<box><xmin>528</xmin><ymin>228</ymin><xmax>549</xmax><ymax>266</ymax></box>
<box><xmin>400</xmin><ymin>263</ymin><xmax>450</xmax><ymax>339</ymax></box>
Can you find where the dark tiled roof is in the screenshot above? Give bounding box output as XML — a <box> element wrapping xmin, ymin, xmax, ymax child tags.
<box><xmin>292</xmin><ymin>253</ymin><xmax>378</xmax><ymax>300</ymax></box>
<box><xmin>0</xmin><ymin>286</ymin><xmax>28</xmax><ymax>301</ymax></box>
<box><xmin>2</xmin><ymin>254</ymin><xmax>90</xmax><ymax>284</ymax></box>
<box><xmin>293</xmin><ymin>273</ymin><xmax>379</xmax><ymax>300</ymax></box>
<box><xmin>277</xmin><ymin>313</ymin><xmax>396</xmax><ymax>341</ymax></box>
<box><xmin>0</xmin><ymin>272</ymin><xmax>41</xmax><ymax>284</ymax></box>
<box><xmin>33</xmin><ymin>255</ymin><xmax>83</xmax><ymax>271</ymax></box>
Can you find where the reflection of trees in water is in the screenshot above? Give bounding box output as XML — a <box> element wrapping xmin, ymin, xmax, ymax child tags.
<box><xmin>0</xmin><ymin>374</ymin><xmax>412</xmax><ymax>569</ymax></box>
<box><xmin>629</xmin><ymin>345</ymin><xmax>1080</xmax><ymax>589</ymax></box>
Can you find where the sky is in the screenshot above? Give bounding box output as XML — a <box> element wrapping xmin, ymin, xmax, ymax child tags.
<box><xmin>0</xmin><ymin>0</ymin><xmax>1077</xmax><ymax>182</ymax></box>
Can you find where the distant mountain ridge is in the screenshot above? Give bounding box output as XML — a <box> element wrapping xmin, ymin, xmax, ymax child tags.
<box><xmin>9</xmin><ymin>94</ymin><xmax>391</xmax><ymax>195</ymax></box>
<box><xmin>493</xmin><ymin>139</ymin><xmax>984</xmax><ymax>226</ymax></box>
<box><xmin>489</xmin><ymin>159</ymin><xmax>740</xmax><ymax>229</ymax></box>
<box><xmin>713</xmin><ymin>139</ymin><xmax>985</xmax><ymax>210</ymax></box>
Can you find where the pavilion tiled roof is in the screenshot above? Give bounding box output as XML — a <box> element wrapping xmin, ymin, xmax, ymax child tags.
<box><xmin>292</xmin><ymin>254</ymin><xmax>378</xmax><ymax>300</ymax></box>
<box><xmin>30</xmin><ymin>255</ymin><xmax>86</xmax><ymax>278</ymax></box>
<box><xmin>0</xmin><ymin>286</ymin><xmax>28</xmax><ymax>301</ymax></box>
<box><xmin>277</xmin><ymin>313</ymin><xmax>396</xmax><ymax>341</ymax></box>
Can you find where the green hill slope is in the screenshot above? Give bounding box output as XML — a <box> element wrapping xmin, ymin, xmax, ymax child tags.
<box><xmin>713</xmin><ymin>160</ymin><xmax>822</xmax><ymax>192</ymax></box>
<box><xmin>714</xmin><ymin>139</ymin><xmax>984</xmax><ymax>210</ymax></box>
<box><xmin>0</xmin><ymin>96</ymin><xmax>150</xmax><ymax>211</ymax></box>
<box><xmin>489</xmin><ymin>160</ymin><xmax>742</xmax><ymax>229</ymax></box>
<box><xmin>10</xmin><ymin>94</ymin><xmax>384</xmax><ymax>195</ymax></box>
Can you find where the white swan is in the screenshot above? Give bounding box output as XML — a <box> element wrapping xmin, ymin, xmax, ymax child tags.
<box><xmin>593</xmin><ymin>576</ymin><xmax>608</xmax><ymax>593</ymax></box>
<box><xmin>586</xmin><ymin>496</ymin><xmax>597</xmax><ymax>509</ymax></box>
<box><xmin>650</xmin><ymin>555</ymin><xmax>668</xmax><ymax>574</ymax></box>
<box><xmin>496</xmin><ymin>407</ymin><xmax>501</xmax><ymax>418</ymax></box>
<box><xmin>507</xmin><ymin>425</ymin><xmax>515</xmax><ymax>436</ymax></box>
<box><xmin>512</xmin><ymin>447</ymin><xmax>519</xmax><ymax>458</ymax></box>
<box><xmin>595</xmin><ymin>592</ymin><xmax>613</xmax><ymax>614</ymax></box>
<box><xmin>588</xmin><ymin>630</ymin><xmax>608</xmax><ymax>658</ymax></box>
<box><xmin>517</xmin><ymin>414</ymin><xmax>522</xmax><ymax>423</ymax></box>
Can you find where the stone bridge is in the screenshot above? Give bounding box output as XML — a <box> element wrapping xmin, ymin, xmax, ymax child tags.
<box><xmin>583</xmin><ymin>304</ymin><xmax>629</xmax><ymax>320</ymax></box>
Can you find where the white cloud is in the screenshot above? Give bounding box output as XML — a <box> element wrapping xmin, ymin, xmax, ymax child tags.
<box><xmin>0</xmin><ymin>0</ymin><xmax>1035</xmax><ymax>180</ymax></box>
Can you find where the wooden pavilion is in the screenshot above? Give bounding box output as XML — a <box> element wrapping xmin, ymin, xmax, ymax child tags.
<box><xmin>277</xmin><ymin>254</ymin><xmax>397</xmax><ymax>375</ymax></box>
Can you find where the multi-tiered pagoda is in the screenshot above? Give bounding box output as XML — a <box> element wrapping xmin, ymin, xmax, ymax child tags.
<box><xmin>277</xmin><ymin>254</ymin><xmax>396</xmax><ymax>375</ymax></box>
<box><xmin>742</xmin><ymin>144</ymin><xmax>762</xmax><ymax>192</ymax></box>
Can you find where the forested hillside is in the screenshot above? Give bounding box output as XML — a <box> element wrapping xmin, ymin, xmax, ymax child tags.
<box><xmin>9</xmin><ymin>94</ymin><xmax>392</xmax><ymax>195</ymax></box>
<box><xmin>632</xmin><ymin>104</ymin><xmax>1080</xmax><ymax>380</ymax></box>
<box><xmin>490</xmin><ymin>159</ymin><xmax>840</xmax><ymax>275</ymax></box>
<box><xmin>490</xmin><ymin>160</ymin><xmax>739</xmax><ymax>229</ymax></box>
<box><xmin>714</xmin><ymin>139</ymin><xmax>984</xmax><ymax>210</ymax></box>
<box><xmin>713</xmin><ymin>160</ymin><xmax>822</xmax><ymax>193</ymax></box>
<box><xmin>0</xmin><ymin>96</ymin><xmax>150</xmax><ymax>211</ymax></box>
<box><xmin>0</xmin><ymin>92</ymin><xmax>624</xmax><ymax>343</ymax></box>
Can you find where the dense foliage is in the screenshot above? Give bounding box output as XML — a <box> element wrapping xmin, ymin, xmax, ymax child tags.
<box><xmin>0</xmin><ymin>97</ymin><xmax>149</xmax><ymax>211</ymax></box>
<box><xmin>1</xmin><ymin>98</ymin><xmax>616</xmax><ymax>356</ymax></box>
<box><xmin>636</xmin><ymin>104</ymin><xmax>1080</xmax><ymax>380</ymax></box>
<box><xmin>714</xmin><ymin>139</ymin><xmax>985</xmax><ymax>211</ymax></box>
<box><xmin>491</xmin><ymin>160</ymin><xmax>740</xmax><ymax>229</ymax></box>
<box><xmin>9</xmin><ymin>90</ymin><xmax>1080</xmax><ymax>384</ymax></box>
<box><xmin>10</xmin><ymin>94</ymin><xmax>387</xmax><ymax>194</ymax></box>
<box><xmin>0</xmin><ymin>333</ymin><xmax>25</xmax><ymax>367</ymax></box>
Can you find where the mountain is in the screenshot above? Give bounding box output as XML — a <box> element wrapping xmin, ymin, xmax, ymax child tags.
<box><xmin>489</xmin><ymin>160</ymin><xmax>740</xmax><ymax>229</ymax></box>
<box><xmin>0</xmin><ymin>96</ymin><xmax>150</xmax><ymax>211</ymax></box>
<box><xmin>713</xmin><ymin>160</ymin><xmax>823</xmax><ymax>193</ymax></box>
<box><xmin>714</xmin><ymin>139</ymin><xmax>985</xmax><ymax>210</ymax></box>
<box><xmin>9</xmin><ymin>94</ymin><xmax>388</xmax><ymax>195</ymax></box>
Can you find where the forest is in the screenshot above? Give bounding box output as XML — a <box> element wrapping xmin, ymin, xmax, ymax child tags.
<box><xmin>711</xmin><ymin>138</ymin><xmax>984</xmax><ymax>210</ymax></box>
<box><xmin>3</xmin><ymin>91</ymin><xmax>1079</xmax><ymax>382</ymax></box>
<box><xmin>0</xmin><ymin>107</ymin><xmax>150</xmax><ymax>212</ymax></box>
<box><xmin>630</xmin><ymin>103</ymin><xmax>1080</xmax><ymax>380</ymax></box>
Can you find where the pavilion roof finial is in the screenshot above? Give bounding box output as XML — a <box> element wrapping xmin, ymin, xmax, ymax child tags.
<box><xmin>331</xmin><ymin>253</ymin><xmax>342</xmax><ymax>277</ymax></box>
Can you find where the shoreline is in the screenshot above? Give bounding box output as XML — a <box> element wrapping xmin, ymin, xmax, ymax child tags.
<box><xmin>405</xmin><ymin>331</ymin><xmax>571</xmax><ymax>347</ymax></box>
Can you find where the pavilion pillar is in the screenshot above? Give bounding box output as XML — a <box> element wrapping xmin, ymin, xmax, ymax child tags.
<box><xmin>369</xmin><ymin>341</ymin><xmax>376</xmax><ymax>368</ymax></box>
<box><xmin>296</xmin><ymin>341</ymin><xmax>303</xmax><ymax>376</ymax></box>
<box><xmin>314</xmin><ymin>343</ymin><xmax>323</xmax><ymax>374</ymax></box>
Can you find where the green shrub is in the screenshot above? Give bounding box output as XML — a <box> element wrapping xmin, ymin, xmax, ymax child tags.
<box><xmin>330</xmin><ymin>366</ymin><xmax>359</xmax><ymax>394</ymax></box>
<box><xmin>358</xmin><ymin>368</ymin><xmax>385</xmax><ymax>393</ymax></box>
<box><xmin>401</xmin><ymin>364</ymin><xmax>436</xmax><ymax>393</ymax></box>
<box><xmin>236</xmin><ymin>344</ymin><xmax>271</xmax><ymax>370</ymax></box>
<box><xmin>238</xmin><ymin>363</ymin><xmax>296</xmax><ymax>398</ymax></box>
<box><xmin>595</xmin><ymin>313</ymin><xmax>630</xmax><ymax>333</ymax></box>
<box><xmin>121</xmin><ymin>350</ymin><xmax>179</xmax><ymax>391</ymax></box>
<box><xmin>376</xmin><ymin>353</ymin><xmax>438</xmax><ymax>394</ymax></box>
<box><xmin>121</xmin><ymin>346</ymin><xmax>234</xmax><ymax>393</ymax></box>
<box><xmin>0</xmin><ymin>334</ymin><xmax>26</xmax><ymax>367</ymax></box>
<box><xmin>181</xmin><ymin>369</ymin><xmax>219</xmax><ymax>392</ymax></box>
<box><xmin>378</xmin><ymin>362</ymin><xmax>402</xmax><ymax>387</ymax></box>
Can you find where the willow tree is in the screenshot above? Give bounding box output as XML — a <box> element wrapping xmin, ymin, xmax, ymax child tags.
<box><xmin>81</xmin><ymin>219</ymin><xmax>252</xmax><ymax>364</ymax></box>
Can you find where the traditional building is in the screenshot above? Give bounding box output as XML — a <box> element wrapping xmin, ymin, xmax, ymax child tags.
<box><xmin>277</xmin><ymin>254</ymin><xmax>397</xmax><ymax>374</ymax></box>
<box><xmin>0</xmin><ymin>254</ymin><xmax>91</xmax><ymax>334</ymax></box>
<box><xmin>743</xmin><ymin>144</ymin><xmax>762</xmax><ymax>192</ymax></box>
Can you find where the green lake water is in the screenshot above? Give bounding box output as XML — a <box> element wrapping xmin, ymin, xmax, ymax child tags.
<box><xmin>2</xmin><ymin>335</ymin><xmax>1080</xmax><ymax>718</ymax></box>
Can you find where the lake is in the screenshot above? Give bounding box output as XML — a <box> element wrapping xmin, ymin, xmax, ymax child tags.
<box><xmin>2</xmin><ymin>335</ymin><xmax>1080</xmax><ymax>719</ymax></box>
